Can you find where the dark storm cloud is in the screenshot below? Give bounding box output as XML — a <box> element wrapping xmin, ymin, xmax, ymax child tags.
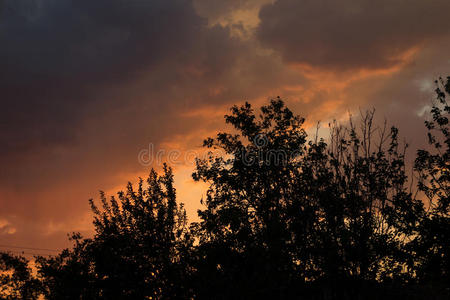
<box><xmin>0</xmin><ymin>0</ymin><xmax>304</xmax><ymax>245</ymax></box>
<box><xmin>0</xmin><ymin>0</ymin><xmax>213</xmax><ymax>241</ymax></box>
<box><xmin>257</xmin><ymin>0</ymin><xmax>450</xmax><ymax>70</ymax></box>
<box><xmin>0</xmin><ymin>0</ymin><xmax>203</xmax><ymax>158</ymax></box>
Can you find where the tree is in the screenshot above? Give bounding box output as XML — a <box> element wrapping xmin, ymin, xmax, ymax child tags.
<box><xmin>37</xmin><ymin>164</ymin><xmax>193</xmax><ymax>299</ymax></box>
<box><xmin>191</xmin><ymin>98</ymin><xmax>424</xmax><ymax>298</ymax></box>
<box><xmin>302</xmin><ymin>112</ymin><xmax>424</xmax><ymax>293</ymax></box>
<box><xmin>191</xmin><ymin>99</ymin><xmax>308</xmax><ymax>298</ymax></box>
<box><xmin>413</xmin><ymin>76</ymin><xmax>450</xmax><ymax>288</ymax></box>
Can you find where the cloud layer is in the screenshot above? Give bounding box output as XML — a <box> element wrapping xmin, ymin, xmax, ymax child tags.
<box><xmin>0</xmin><ymin>0</ymin><xmax>301</xmax><ymax>250</ymax></box>
<box><xmin>258</xmin><ymin>0</ymin><xmax>450</xmax><ymax>70</ymax></box>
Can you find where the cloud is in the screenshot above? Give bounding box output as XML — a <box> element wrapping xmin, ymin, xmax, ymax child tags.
<box><xmin>257</xmin><ymin>0</ymin><xmax>450</xmax><ymax>71</ymax></box>
<box><xmin>0</xmin><ymin>0</ymin><xmax>305</xmax><ymax>248</ymax></box>
<box><xmin>0</xmin><ymin>0</ymin><xmax>204</xmax><ymax>158</ymax></box>
<box><xmin>0</xmin><ymin>219</ymin><xmax>16</xmax><ymax>235</ymax></box>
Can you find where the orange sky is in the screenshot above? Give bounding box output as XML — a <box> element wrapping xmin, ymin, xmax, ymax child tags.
<box><xmin>0</xmin><ymin>0</ymin><xmax>449</xmax><ymax>255</ymax></box>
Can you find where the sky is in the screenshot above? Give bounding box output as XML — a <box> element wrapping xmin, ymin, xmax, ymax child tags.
<box><xmin>0</xmin><ymin>0</ymin><xmax>449</xmax><ymax>254</ymax></box>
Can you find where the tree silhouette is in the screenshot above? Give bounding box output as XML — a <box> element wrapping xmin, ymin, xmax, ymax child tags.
<box><xmin>413</xmin><ymin>76</ymin><xmax>450</xmax><ymax>289</ymax></box>
<box><xmin>190</xmin><ymin>98</ymin><xmax>427</xmax><ymax>299</ymax></box>
<box><xmin>190</xmin><ymin>99</ymin><xmax>308</xmax><ymax>298</ymax></box>
<box><xmin>301</xmin><ymin>112</ymin><xmax>425</xmax><ymax>295</ymax></box>
<box><xmin>36</xmin><ymin>164</ymin><xmax>193</xmax><ymax>299</ymax></box>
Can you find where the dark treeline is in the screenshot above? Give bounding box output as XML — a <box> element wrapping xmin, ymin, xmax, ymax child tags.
<box><xmin>1</xmin><ymin>77</ymin><xmax>449</xmax><ymax>299</ymax></box>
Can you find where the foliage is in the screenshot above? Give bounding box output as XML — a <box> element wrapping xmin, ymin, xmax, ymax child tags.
<box><xmin>413</xmin><ymin>76</ymin><xmax>450</xmax><ymax>287</ymax></box>
<box><xmin>0</xmin><ymin>252</ymin><xmax>41</xmax><ymax>299</ymax></box>
<box><xmin>191</xmin><ymin>99</ymin><xmax>426</xmax><ymax>298</ymax></box>
<box><xmin>36</xmin><ymin>164</ymin><xmax>192</xmax><ymax>299</ymax></box>
<box><xmin>190</xmin><ymin>99</ymin><xmax>308</xmax><ymax>298</ymax></box>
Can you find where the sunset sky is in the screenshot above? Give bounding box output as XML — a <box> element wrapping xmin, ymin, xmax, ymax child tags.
<box><xmin>1</xmin><ymin>0</ymin><xmax>449</xmax><ymax>254</ymax></box>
